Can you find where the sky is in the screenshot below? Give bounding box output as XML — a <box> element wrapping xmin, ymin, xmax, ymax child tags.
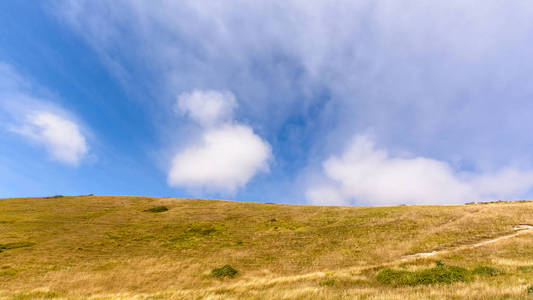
<box><xmin>2</xmin><ymin>1</ymin><xmax>533</xmax><ymax>205</ymax></box>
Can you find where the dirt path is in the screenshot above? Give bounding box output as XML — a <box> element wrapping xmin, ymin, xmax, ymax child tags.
<box><xmin>172</xmin><ymin>225</ymin><xmax>533</xmax><ymax>294</ymax></box>
<box><xmin>400</xmin><ymin>224</ymin><xmax>533</xmax><ymax>261</ymax></box>
<box><xmin>230</xmin><ymin>224</ymin><xmax>533</xmax><ymax>289</ymax></box>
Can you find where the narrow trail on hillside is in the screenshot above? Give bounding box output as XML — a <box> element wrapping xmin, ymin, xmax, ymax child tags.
<box><xmin>400</xmin><ymin>224</ymin><xmax>533</xmax><ymax>261</ymax></box>
<box><xmin>171</xmin><ymin>225</ymin><xmax>533</xmax><ymax>294</ymax></box>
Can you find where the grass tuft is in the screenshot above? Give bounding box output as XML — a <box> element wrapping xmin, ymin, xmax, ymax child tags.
<box><xmin>527</xmin><ymin>285</ymin><xmax>533</xmax><ymax>295</ymax></box>
<box><xmin>0</xmin><ymin>268</ymin><xmax>17</xmax><ymax>276</ymax></box>
<box><xmin>472</xmin><ymin>266</ymin><xmax>503</xmax><ymax>277</ymax></box>
<box><xmin>319</xmin><ymin>278</ymin><xmax>336</xmax><ymax>287</ymax></box>
<box><xmin>10</xmin><ymin>291</ymin><xmax>59</xmax><ymax>299</ymax></box>
<box><xmin>144</xmin><ymin>206</ymin><xmax>169</xmax><ymax>213</ymax></box>
<box><xmin>0</xmin><ymin>242</ymin><xmax>35</xmax><ymax>252</ymax></box>
<box><xmin>211</xmin><ymin>265</ymin><xmax>238</xmax><ymax>278</ymax></box>
<box><xmin>517</xmin><ymin>265</ymin><xmax>533</xmax><ymax>272</ymax></box>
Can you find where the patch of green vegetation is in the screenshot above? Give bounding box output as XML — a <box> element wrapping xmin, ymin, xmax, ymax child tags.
<box><xmin>213</xmin><ymin>288</ymin><xmax>233</xmax><ymax>295</ymax></box>
<box><xmin>165</xmin><ymin>235</ymin><xmax>197</xmax><ymax>249</ymax></box>
<box><xmin>187</xmin><ymin>224</ymin><xmax>217</xmax><ymax>235</ymax></box>
<box><xmin>211</xmin><ymin>265</ymin><xmax>238</xmax><ymax>278</ymax></box>
<box><xmin>46</xmin><ymin>195</ymin><xmax>64</xmax><ymax>199</ymax></box>
<box><xmin>11</xmin><ymin>291</ymin><xmax>59</xmax><ymax>299</ymax></box>
<box><xmin>0</xmin><ymin>268</ymin><xmax>17</xmax><ymax>276</ymax></box>
<box><xmin>144</xmin><ymin>206</ymin><xmax>169</xmax><ymax>213</ymax></box>
<box><xmin>106</xmin><ymin>234</ymin><xmax>122</xmax><ymax>240</ymax></box>
<box><xmin>133</xmin><ymin>235</ymin><xmax>155</xmax><ymax>241</ymax></box>
<box><xmin>376</xmin><ymin>262</ymin><xmax>471</xmax><ymax>286</ymax></box>
<box><xmin>145</xmin><ymin>293</ymin><xmax>173</xmax><ymax>299</ymax></box>
<box><xmin>163</xmin><ymin>223</ymin><xmax>222</xmax><ymax>249</ymax></box>
<box><xmin>0</xmin><ymin>241</ymin><xmax>35</xmax><ymax>252</ymax></box>
<box><xmin>93</xmin><ymin>262</ymin><xmax>121</xmax><ymax>271</ymax></box>
<box><xmin>319</xmin><ymin>278</ymin><xmax>337</xmax><ymax>287</ymax></box>
<box><xmin>528</xmin><ymin>285</ymin><xmax>533</xmax><ymax>295</ymax></box>
<box><xmin>517</xmin><ymin>265</ymin><xmax>533</xmax><ymax>272</ymax></box>
<box><xmin>472</xmin><ymin>266</ymin><xmax>503</xmax><ymax>276</ymax></box>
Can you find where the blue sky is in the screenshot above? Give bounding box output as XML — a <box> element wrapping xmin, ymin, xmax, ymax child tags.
<box><xmin>2</xmin><ymin>1</ymin><xmax>533</xmax><ymax>205</ymax></box>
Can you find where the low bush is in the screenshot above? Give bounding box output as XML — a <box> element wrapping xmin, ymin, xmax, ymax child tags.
<box><xmin>144</xmin><ymin>206</ymin><xmax>169</xmax><ymax>213</ymax></box>
<box><xmin>376</xmin><ymin>262</ymin><xmax>470</xmax><ymax>286</ymax></box>
<box><xmin>211</xmin><ymin>265</ymin><xmax>238</xmax><ymax>278</ymax></box>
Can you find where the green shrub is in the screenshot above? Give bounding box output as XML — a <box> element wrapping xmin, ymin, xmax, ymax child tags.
<box><xmin>144</xmin><ymin>206</ymin><xmax>169</xmax><ymax>213</ymax></box>
<box><xmin>472</xmin><ymin>266</ymin><xmax>503</xmax><ymax>276</ymax></box>
<box><xmin>376</xmin><ymin>263</ymin><xmax>470</xmax><ymax>286</ymax></box>
<box><xmin>211</xmin><ymin>265</ymin><xmax>238</xmax><ymax>278</ymax></box>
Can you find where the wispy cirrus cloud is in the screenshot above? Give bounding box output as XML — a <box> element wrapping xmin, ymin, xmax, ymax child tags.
<box><xmin>52</xmin><ymin>1</ymin><xmax>533</xmax><ymax>203</ymax></box>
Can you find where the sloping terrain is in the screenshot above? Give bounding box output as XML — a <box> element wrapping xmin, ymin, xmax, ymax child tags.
<box><xmin>1</xmin><ymin>196</ymin><xmax>533</xmax><ymax>299</ymax></box>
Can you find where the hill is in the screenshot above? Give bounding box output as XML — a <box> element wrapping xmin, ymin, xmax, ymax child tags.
<box><xmin>1</xmin><ymin>195</ymin><xmax>533</xmax><ymax>299</ymax></box>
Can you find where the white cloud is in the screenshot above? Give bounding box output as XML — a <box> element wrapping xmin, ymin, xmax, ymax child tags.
<box><xmin>168</xmin><ymin>124</ymin><xmax>271</xmax><ymax>193</ymax></box>
<box><xmin>176</xmin><ymin>90</ymin><xmax>236</xmax><ymax>127</ymax></box>
<box><xmin>0</xmin><ymin>62</ymin><xmax>89</xmax><ymax>166</ymax></box>
<box><xmin>307</xmin><ymin>135</ymin><xmax>533</xmax><ymax>205</ymax></box>
<box><xmin>168</xmin><ymin>90</ymin><xmax>271</xmax><ymax>193</ymax></box>
<box><xmin>13</xmin><ymin>111</ymin><xmax>88</xmax><ymax>166</ymax></box>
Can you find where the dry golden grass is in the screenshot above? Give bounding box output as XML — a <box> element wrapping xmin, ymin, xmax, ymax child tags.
<box><xmin>1</xmin><ymin>196</ymin><xmax>533</xmax><ymax>299</ymax></box>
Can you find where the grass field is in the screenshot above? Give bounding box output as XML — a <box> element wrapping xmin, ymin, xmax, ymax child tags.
<box><xmin>1</xmin><ymin>195</ymin><xmax>533</xmax><ymax>299</ymax></box>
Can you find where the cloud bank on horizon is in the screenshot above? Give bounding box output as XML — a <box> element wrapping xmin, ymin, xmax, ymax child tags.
<box><xmin>307</xmin><ymin>135</ymin><xmax>533</xmax><ymax>205</ymax></box>
<box><xmin>2</xmin><ymin>1</ymin><xmax>533</xmax><ymax>204</ymax></box>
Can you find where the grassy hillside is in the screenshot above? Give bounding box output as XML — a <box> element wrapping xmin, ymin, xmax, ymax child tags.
<box><xmin>1</xmin><ymin>196</ymin><xmax>533</xmax><ymax>299</ymax></box>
